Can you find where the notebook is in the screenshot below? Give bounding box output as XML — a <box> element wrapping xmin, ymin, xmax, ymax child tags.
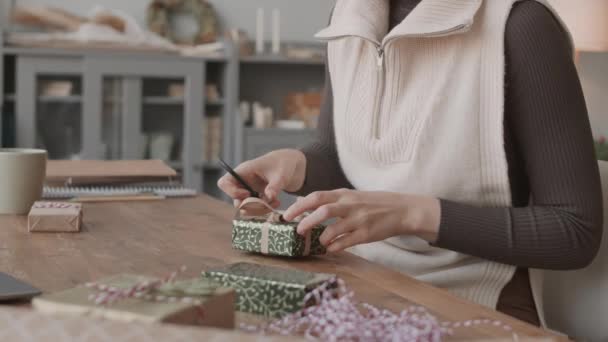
<box><xmin>43</xmin><ymin>185</ymin><xmax>197</xmax><ymax>199</ymax></box>
<box><xmin>0</xmin><ymin>273</ymin><xmax>41</xmax><ymax>302</ymax></box>
<box><xmin>43</xmin><ymin>160</ymin><xmax>196</xmax><ymax>200</ymax></box>
<box><xmin>46</xmin><ymin>160</ymin><xmax>178</xmax><ymax>185</ymax></box>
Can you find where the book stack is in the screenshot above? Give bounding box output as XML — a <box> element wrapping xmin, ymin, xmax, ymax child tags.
<box><xmin>203</xmin><ymin>117</ymin><xmax>222</xmax><ymax>163</ymax></box>
<box><xmin>44</xmin><ymin>160</ymin><xmax>196</xmax><ymax>202</ymax></box>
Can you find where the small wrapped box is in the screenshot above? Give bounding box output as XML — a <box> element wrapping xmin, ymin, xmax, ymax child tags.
<box><xmin>232</xmin><ymin>198</ymin><xmax>326</xmax><ymax>257</ymax></box>
<box><xmin>203</xmin><ymin>262</ymin><xmax>335</xmax><ymax>318</ymax></box>
<box><xmin>32</xmin><ymin>274</ymin><xmax>236</xmax><ymax>329</ymax></box>
<box><xmin>28</xmin><ymin>201</ymin><xmax>82</xmax><ymax>233</ymax></box>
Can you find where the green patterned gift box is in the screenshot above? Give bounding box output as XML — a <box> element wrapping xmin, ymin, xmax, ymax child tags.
<box><xmin>232</xmin><ymin>198</ymin><xmax>326</xmax><ymax>257</ymax></box>
<box><xmin>232</xmin><ymin>217</ymin><xmax>326</xmax><ymax>257</ymax></box>
<box><xmin>203</xmin><ymin>262</ymin><xmax>335</xmax><ymax>318</ymax></box>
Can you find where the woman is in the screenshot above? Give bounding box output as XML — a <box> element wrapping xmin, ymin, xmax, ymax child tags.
<box><xmin>219</xmin><ymin>0</ymin><xmax>603</xmax><ymax>326</ymax></box>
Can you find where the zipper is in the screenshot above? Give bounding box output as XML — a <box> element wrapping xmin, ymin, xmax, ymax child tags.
<box><xmin>371</xmin><ymin>46</ymin><xmax>385</xmax><ymax>139</ymax></box>
<box><xmin>370</xmin><ymin>23</ymin><xmax>470</xmax><ymax>139</ymax></box>
<box><xmin>316</xmin><ymin>22</ymin><xmax>471</xmax><ymax>140</ymax></box>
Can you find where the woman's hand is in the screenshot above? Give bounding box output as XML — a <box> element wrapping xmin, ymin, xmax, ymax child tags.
<box><xmin>282</xmin><ymin>189</ymin><xmax>441</xmax><ymax>253</ymax></box>
<box><xmin>217</xmin><ymin>149</ymin><xmax>307</xmax><ymax>207</ymax></box>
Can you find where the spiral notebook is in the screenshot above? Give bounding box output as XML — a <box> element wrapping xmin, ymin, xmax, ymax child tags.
<box><xmin>43</xmin><ymin>160</ymin><xmax>196</xmax><ymax>200</ymax></box>
<box><xmin>43</xmin><ymin>185</ymin><xmax>197</xmax><ymax>199</ymax></box>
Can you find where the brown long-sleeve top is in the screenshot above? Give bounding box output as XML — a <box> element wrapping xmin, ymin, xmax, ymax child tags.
<box><xmin>296</xmin><ymin>0</ymin><xmax>603</xmax><ymax>325</ymax></box>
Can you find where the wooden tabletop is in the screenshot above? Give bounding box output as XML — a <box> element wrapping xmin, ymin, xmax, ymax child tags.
<box><xmin>0</xmin><ymin>196</ymin><xmax>564</xmax><ymax>341</ymax></box>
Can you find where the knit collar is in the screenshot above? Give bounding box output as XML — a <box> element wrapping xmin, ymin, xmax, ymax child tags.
<box><xmin>315</xmin><ymin>0</ymin><xmax>483</xmax><ymax>45</ymax></box>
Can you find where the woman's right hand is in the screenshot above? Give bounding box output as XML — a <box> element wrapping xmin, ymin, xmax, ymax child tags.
<box><xmin>217</xmin><ymin>149</ymin><xmax>307</xmax><ymax>208</ymax></box>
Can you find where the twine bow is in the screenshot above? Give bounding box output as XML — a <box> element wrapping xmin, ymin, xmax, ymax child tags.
<box><xmin>237</xmin><ymin>198</ymin><xmax>312</xmax><ymax>256</ymax></box>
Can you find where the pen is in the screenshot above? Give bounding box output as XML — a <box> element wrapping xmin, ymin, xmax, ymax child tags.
<box><xmin>218</xmin><ymin>158</ymin><xmax>260</xmax><ymax>198</ymax></box>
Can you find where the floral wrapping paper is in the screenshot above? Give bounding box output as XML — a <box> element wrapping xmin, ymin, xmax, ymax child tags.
<box><xmin>202</xmin><ymin>262</ymin><xmax>335</xmax><ymax>318</ymax></box>
<box><xmin>232</xmin><ymin>218</ymin><xmax>326</xmax><ymax>257</ymax></box>
<box><xmin>32</xmin><ymin>274</ymin><xmax>236</xmax><ymax>329</ymax></box>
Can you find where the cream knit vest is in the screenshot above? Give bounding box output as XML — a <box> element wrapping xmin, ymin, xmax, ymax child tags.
<box><xmin>316</xmin><ymin>0</ymin><xmax>568</xmax><ymax>324</ymax></box>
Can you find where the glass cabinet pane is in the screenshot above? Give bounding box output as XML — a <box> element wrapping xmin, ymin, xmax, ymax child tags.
<box><xmin>101</xmin><ymin>77</ymin><xmax>123</xmax><ymax>160</ymax></box>
<box><xmin>35</xmin><ymin>75</ymin><xmax>82</xmax><ymax>160</ymax></box>
<box><xmin>142</xmin><ymin>78</ymin><xmax>185</xmax><ymax>168</ymax></box>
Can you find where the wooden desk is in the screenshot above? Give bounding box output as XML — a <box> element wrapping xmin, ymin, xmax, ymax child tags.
<box><xmin>0</xmin><ymin>196</ymin><xmax>563</xmax><ymax>341</ymax></box>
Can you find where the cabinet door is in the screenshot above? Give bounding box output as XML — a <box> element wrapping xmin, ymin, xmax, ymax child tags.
<box><xmin>16</xmin><ymin>57</ymin><xmax>84</xmax><ymax>159</ymax></box>
<box><xmin>84</xmin><ymin>57</ymin><xmax>205</xmax><ymax>191</ymax></box>
<box><xmin>35</xmin><ymin>76</ymin><xmax>83</xmax><ymax>159</ymax></box>
<box><xmin>99</xmin><ymin>77</ymin><xmax>127</xmax><ymax>160</ymax></box>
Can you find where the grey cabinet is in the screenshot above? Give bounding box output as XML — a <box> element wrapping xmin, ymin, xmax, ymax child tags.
<box><xmin>3</xmin><ymin>46</ymin><xmax>236</xmax><ymax>194</ymax></box>
<box><xmin>81</xmin><ymin>57</ymin><xmax>205</xmax><ymax>190</ymax></box>
<box><xmin>2</xmin><ymin>42</ymin><xmax>324</xmax><ymax>202</ymax></box>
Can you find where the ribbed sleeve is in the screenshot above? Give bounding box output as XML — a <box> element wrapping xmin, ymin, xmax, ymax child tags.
<box><xmin>435</xmin><ymin>1</ymin><xmax>603</xmax><ymax>270</ymax></box>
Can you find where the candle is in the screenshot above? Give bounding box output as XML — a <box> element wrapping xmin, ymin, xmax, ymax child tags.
<box><xmin>272</xmin><ymin>9</ymin><xmax>281</xmax><ymax>54</ymax></box>
<box><xmin>256</xmin><ymin>8</ymin><xmax>265</xmax><ymax>55</ymax></box>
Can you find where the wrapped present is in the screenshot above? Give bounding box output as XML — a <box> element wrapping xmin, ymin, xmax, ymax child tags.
<box><xmin>28</xmin><ymin>201</ymin><xmax>82</xmax><ymax>233</ymax></box>
<box><xmin>232</xmin><ymin>198</ymin><xmax>326</xmax><ymax>257</ymax></box>
<box><xmin>203</xmin><ymin>262</ymin><xmax>336</xmax><ymax>318</ymax></box>
<box><xmin>32</xmin><ymin>273</ymin><xmax>235</xmax><ymax>329</ymax></box>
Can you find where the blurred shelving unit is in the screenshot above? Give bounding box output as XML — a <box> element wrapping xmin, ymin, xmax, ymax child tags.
<box><xmin>0</xmin><ymin>43</ymin><xmax>239</xmax><ymax>195</ymax></box>
<box><xmin>234</xmin><ymin>43</ymin><xmax>326</xmax><ymax>207</ymax></box>
<box><xmin>0</xmin><ymin>36</ymin><xmax>324</xmax><ymax>202</ymax></box>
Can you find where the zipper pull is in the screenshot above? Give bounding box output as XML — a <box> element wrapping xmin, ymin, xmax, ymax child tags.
<box><xmin>376</xmin><ymin>47</ymin><xmax>384</xmax><ymax>70</ymax></box>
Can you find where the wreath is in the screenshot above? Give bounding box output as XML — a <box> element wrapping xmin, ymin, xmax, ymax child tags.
<box><xmin>147</xmin><ymin>0</ymin><xmax>218</xmax><ymax>45</ymax></box>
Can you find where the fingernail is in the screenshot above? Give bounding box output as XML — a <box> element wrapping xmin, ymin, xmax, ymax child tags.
<box><xmin>283</xmin><ymin>211</ymin><xmax>292</xmax><ymax>221</ymax></box>
<box><xmin>266</xmin><ymin>189</ymin><xmax>276</xmax><ymax>199</ymax></box>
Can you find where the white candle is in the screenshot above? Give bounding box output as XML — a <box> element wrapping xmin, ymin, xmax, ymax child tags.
<box><xmin>256</xmin><ymin>8</ymin><xmax>265</xmax><ymax>55</ymax></box>
<box><xmin>272</xmin><ymin>9</ymin><xmax>281</xmax><ymax>54</ymax></box>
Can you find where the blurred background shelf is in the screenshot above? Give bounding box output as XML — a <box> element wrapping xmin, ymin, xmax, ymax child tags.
<box><xmin>0</xmin><ymin>44</ymin><xmax>239</xmax><ymax>195</ymax></box>
<box><xmin>38</xmin><ymin>95</ymin><xmax>82</xmax><ymax>103</ymax></box>
<box><xmin>143</xmin><ymin>96</ymin><xmax>184</xmax><ymax>106</ymax></box>
<box><xmin>240</xmin><ymin>54</ymin><xmax>324</xmax><ymax>65</ymax></box>
<box><xmin>141</xmin><ymin>97</ymin><xmax>225</xmax><ymax>106</ymax></box>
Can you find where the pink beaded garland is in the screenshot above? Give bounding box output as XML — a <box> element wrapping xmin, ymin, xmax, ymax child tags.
<box><xmin>85</xmin><ymin>266</ymin><xmax>189</xmax><ymax>306</ymax></box>
<box><xmin>33</xmin><ymin>202</ymin><xmax>78</xmax><ymax>209</ymax></box>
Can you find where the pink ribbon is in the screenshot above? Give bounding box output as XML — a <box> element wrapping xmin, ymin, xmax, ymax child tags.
<box><xmin>237</xmin><ymin>198</ymin><xmax>312</xmax><ymax>256</ymax></box>
<box><xmin>33</xmin><ymin>202</ymin><xmax>78</xmax><ymax>209</ymax></box>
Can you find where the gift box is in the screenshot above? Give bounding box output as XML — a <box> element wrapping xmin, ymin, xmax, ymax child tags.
<box><xmin>232</xmin><ymin>198</ymin><xmax>326</xmax><ymax>257</ymax></box>
<box><xmin>32</xmin><ymin>274</ymin><xmax>235</xmax><ymax>329</ymax></box>
<box><xmin>203</xmin><ymin>262</ymin><xmax>335</xmax><ymax>318</ymax></box>
<box><xmin>28</xmin><ymin>201</ymin><xmax>82</xmax><ymax>232</ymax></box>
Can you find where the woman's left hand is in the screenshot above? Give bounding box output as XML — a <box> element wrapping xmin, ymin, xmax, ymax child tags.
<box><xmin>282</xmin><ymin>189</ymin><xmax>441</xmax><ymax>253</ymax></box>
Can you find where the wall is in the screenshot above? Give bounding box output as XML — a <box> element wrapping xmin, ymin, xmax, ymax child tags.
<box><xmin>10</xmin><ymin>0</ymin><xmax>335</xmax><ymax>42</ymax></box>
<box><xmin>580</xmin><ymin>52</ymin><xmax>608</xmax><ymax>137</ymax></box>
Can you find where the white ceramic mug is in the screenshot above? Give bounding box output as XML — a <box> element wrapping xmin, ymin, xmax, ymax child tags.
<box><xmin>0</xmin><ymin>149</ymin><xmax>47</xmax><ymax>215</ymax></box>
